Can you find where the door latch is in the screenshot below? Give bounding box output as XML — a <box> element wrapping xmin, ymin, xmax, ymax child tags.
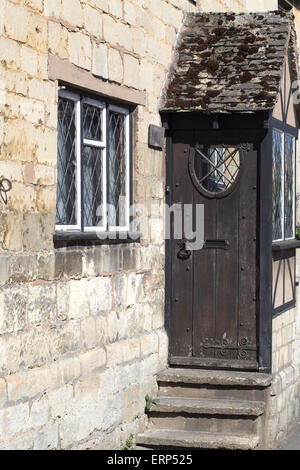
<box><xmin>177</xmin><ymin>239</ymin><xmax>192</xmax><ymax>260</ymax></box>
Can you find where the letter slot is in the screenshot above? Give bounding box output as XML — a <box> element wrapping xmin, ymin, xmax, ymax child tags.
<box><xmin>204</xmin><ymin>240</ymin><xmax>230</xmax><ymax>250</ymax></box>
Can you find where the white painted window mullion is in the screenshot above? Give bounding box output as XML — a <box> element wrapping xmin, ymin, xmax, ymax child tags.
<box><xmin>102</xmin><ymin>105</ymin><xmax>108</xmax><ymax>232</ymax></box>
<box><xmin>124</xmin><ymin>111</ymin><xmax>130</xmax><ymax>231</ymax></box>
<box><xmin>76</xmin><ymin>98</ymin><xmax>82</xmax><ymax>231</ymax></box>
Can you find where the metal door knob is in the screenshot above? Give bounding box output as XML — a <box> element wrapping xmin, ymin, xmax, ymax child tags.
<box><xmin>177</xmin><ymin>240</ymin><xmax>192</xmax><ymax>260</ymax></box>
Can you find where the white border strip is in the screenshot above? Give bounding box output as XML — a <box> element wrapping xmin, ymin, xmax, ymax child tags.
<box><xmin>108</xmin><ymin>105</ymin><xmax>130</xmax><ymax>232</ymax></box>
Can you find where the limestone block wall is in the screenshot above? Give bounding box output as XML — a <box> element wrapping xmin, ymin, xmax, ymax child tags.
<box><xmin>199</xmin><ymin>0</ymin><xmax>278</xmax><ymax>13</ymax></box>
<box><xmin>270</xmin><ymin>304</ymin><xmax>300</xmax><ymax>448</ymax></box>
<box><xmin>0</xmin><ymin>0</ymin><xmax>199</xmax><ymax>450</ymax></box>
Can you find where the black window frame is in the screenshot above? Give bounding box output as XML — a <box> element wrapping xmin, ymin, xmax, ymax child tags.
<box><xmin>278</xmin><ymin>0</ymin><xmax>294</xmax><ymax>11</ymax></box>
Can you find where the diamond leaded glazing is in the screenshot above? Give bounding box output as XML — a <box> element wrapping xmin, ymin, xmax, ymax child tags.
<box><xmin>194</xmin><ymin>146</ymin><xmax>240</xmax><ymax>194</ymax></box>
<box><xmin>83</xmin><ymin>103</ymin><xmax>102</xmax><ymax>141</ymax></box>
<box><xmin>108</xmin><ymin>111</ymin><xmax>127</xmax><ymax>227</ymax></box>
<box><xmin>284</xmin><ymin>134</ymin><xmax>295</xmax><ymax>239</ymax></box>
<box><xmin>83</xmin><ymin>146</ymin><xmax>103</xmax><ymax>228</ymax></box>
<box><xmin>56</xmin><ymin>97</ymin><xmax>78</xmax><ymax>226</ymax></box>
<box><xmin>272</xmin><ymin>130</ymin><xmax>283</xmax><ymax>241</ymax></box>
<box><xmin>56</xmin><ymin>91</ymin><xmax>130</xmax><ymax>231</ymax></box>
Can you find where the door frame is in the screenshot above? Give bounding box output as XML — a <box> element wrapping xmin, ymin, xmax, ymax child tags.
<box><xmin>258</xmin><ymin>126</ymin><xmax>273</xmax><ymax>374</ymax></box>
<box><xmin>162</xmin><ymin>111</ymin><xmax>272</xmax><ymax>374</ymax></box>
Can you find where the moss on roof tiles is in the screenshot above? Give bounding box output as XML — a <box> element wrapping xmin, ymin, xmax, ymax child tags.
<box><xmin>161</xmin><ymin>11</ymin><xmax>298</xmax><ymax>114</ymax></box>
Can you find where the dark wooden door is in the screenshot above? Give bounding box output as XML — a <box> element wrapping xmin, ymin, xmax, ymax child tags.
<box><xmin>169</xmin><ymin>129</ymin><xmax>258</xmax><ymax>370</ymax></box>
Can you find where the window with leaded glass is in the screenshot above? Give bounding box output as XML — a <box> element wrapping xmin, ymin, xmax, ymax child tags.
<box><xmin>272</xmin><ymin>129</ymin><xmax>295</xmax><ymax>242</ymax></box>
<box><xmin>56</xmin><ymin>89</ymin><xmax>131</xmax><ymax>233</ymax></box>
<box><xmin>191</xmin><ymin>145</ymin><xmax>241</xmax><ymax>196</ymax></box>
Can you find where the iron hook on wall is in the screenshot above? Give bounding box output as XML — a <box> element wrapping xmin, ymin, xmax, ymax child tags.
<box><xmin>0</xmin><ymin>177</ymin><xmax>12</xmax><ymax>205</ymax></box>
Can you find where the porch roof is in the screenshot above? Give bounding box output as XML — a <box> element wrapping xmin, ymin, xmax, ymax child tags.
<box><xmin>161</xmin><ymin>11</ymin><xmax>298</xmax><ymax>114</ymax></box>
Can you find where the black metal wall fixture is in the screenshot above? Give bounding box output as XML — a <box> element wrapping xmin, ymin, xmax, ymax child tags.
<box><xmin>0</xmin><ymin>177</ymin><xmax>12</xmax><ymax>205</ymax></box>
<box><xmin>148</xmin><ymin>124</ymin><xmax>165</xmax><ymax>150</ymax></box>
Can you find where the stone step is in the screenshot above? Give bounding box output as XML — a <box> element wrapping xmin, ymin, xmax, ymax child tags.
<box><xmin>158</xmin><ymin>368</ymin><xmax>272</xmax><ymax>387</ymax></box>
<box><xmin>149</xmin><ymin>397</ymin><xmax>265</xmax><ymax>434</ymax></box>
<box><xmin>136</xmin><ymin>429</ymin><xmax>260</xmax><ymax>450</ymax></box>
<box><xmin>158</xmin><ymin>368</ymin><xmax>272</xmax><ymax>401</ymax></box>
<box><xmin>152</xmin><ymin>396</ymin><xmax>266</xmax><ymax>416</ymax></box>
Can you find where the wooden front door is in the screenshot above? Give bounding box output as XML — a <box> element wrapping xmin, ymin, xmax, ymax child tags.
<box><xmin>169</xmin><ymin>129</ymin><xmax>258</xmax><ymax>370</ymax></box>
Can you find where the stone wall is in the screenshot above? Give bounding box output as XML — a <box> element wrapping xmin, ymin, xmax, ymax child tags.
<box><xmin>199</xmin><ymin>0</ymin><xmax>278</xmax><ymax>12</ymax></box>
<box><xmin>0</xmin><ymin>0</ymin><xmax>200</xmax><ymax>450</ymax></box>
<box><xmin>270</xmin><ymin>303</ymin><xmax>300</xmax><ymax>448</ymax></box>
<box><xmin>0</xmin><ymin>0</ymin><xmax>299</xmax><ymax>451</ymax></box>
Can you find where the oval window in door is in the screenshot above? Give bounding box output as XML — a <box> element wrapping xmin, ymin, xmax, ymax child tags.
<box><xmin>189</xmin><ymin>145</ymin><xmax>244</xmax><ymax>198</ymax></box>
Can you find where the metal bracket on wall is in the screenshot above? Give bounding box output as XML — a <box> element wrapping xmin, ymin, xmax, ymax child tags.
<box><xmin>148</xmin><ymin>124</ymin><xmax>165</xmax><ymax>150</ymax></box>
<box><xmin>0</xmin><ymin>177</ymin><xmax>12</xmax><ymax>205</ymax></box>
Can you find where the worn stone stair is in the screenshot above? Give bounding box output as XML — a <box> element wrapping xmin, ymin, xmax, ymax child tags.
<box><xmin>136</xmin><ymin>368</ymin><xmax>272</xmax><ymax>450</ymax></box>
<box><xmin>137</xmin><ymin>429</ymin><xmax>260</xmax><ymax>450</ymax></box>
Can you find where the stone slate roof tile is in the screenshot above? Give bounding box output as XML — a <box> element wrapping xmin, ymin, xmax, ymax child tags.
<box><xmin>161</xmin><ymin>10</ymin><xmax>298</xmax><ymax>114</ymax></box>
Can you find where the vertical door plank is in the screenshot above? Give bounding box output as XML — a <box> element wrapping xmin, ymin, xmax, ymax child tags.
<box><xmin>192</xmin><ymin>191</ymin><xmax>217</xmax><ymax>359</ymax></box>
<box><xmin>238</xmin><ymin>145</ymin><xmax>258</xmax><ymax>362</ymax></box>
<box><xmin>170</xmin><ymin>131</ymin><xmax>193</xmax><ymax>357</ymax></box>
<box><xmin>215</xmin><ymin>188</ymin><xmax>240</xmax><ymax>360</ymax></box>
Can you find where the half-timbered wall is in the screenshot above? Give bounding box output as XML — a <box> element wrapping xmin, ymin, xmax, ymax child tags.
<box><xmin>268</xmin><ymin>50</ymin><xmax>300</xmax><ymax>448</ymax></box>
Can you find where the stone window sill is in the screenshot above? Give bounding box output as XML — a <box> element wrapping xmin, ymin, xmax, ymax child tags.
<box><xmin>272</xmin><ymin>239</ymin><xmax>300</xmax><ymax>252</ymax></box>
<box><xmin>53</xmin><ymin>231</ymin><xmax>142</xmax><ymax>245</ymax></box>
<box><xmin>273</xmin><ymin>300</ymin><xmax>296</xmax><ymax>319</ymax></box>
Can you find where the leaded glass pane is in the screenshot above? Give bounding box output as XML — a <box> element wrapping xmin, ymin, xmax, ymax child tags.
<box><xmin>83</xmin><ymin>103</ymin><xmax>102</xmax><ymax>141</ymax></box>
<box><xmin>108</xmin><ymin>111</ymin><xmax>128</xmax><ymax>227</ymax></box>
<box><xmin>83</xmin><ymin>146</ymin><xmax>104</xmax><ymax>228</ymax></box>
<box><xmin>272</xmin><ymin>130</ymin><xmax>283</xmax><ymax>241</ymax></box>
<box><xmin>56</xmin><ymin>96</ymin><xmax>78</xmax><ymax>226</ymax></box>
<box><xmin>284</xmin><ymin>134</ymin><xmax>295</xmax><ymax>239</ymax></box>
<box><xmin>194</xmin><ymin>146</ymin><xmax>240</xmax><ymax>193</ymax></box>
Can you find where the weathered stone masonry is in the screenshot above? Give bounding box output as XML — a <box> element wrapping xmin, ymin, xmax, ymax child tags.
<box><xmin>0</xmin><ymin>0</ymin><xmax>300</xmax><ymax>450</ymax></box>
<box><xmin>0</xmin><ymin>0</ymin><xmax>201</xmax><ymax>450</ymax></box>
